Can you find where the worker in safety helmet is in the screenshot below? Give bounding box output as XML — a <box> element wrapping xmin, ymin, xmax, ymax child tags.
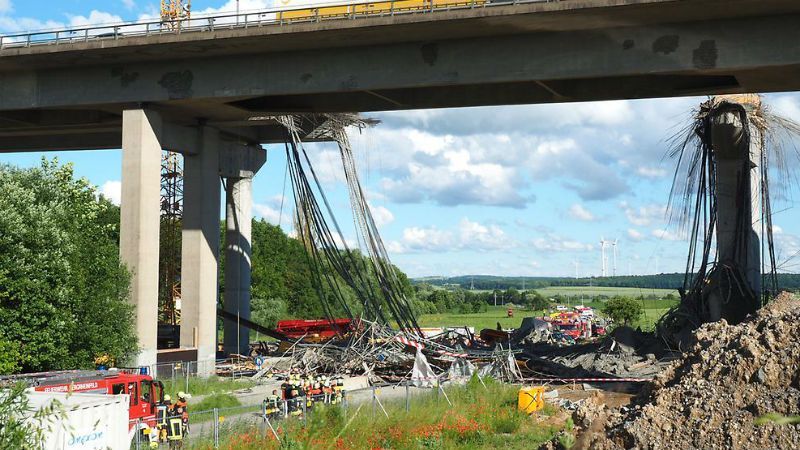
<box><xmin>264</xmin><ymin>389</ymin><xmax>281</xmax><ymax>421</ymax></box>
<box><xmin>322</xmin><ymin>376</ymin><xmax>333</xmax><ymax>403</ymax></box>
<box><xmin>176</xmin><ymin>392</ymin><xmax>190</xmax><ymax>432</ymax></box>
<box><xmin>158</xmin><ymin>395</ymin><xmax>173</xmax><ymax>443</ymax></box>
<box><xmin>166</xmin><ymin>406</ymin><xmax>184</xmax><ymax>449</ymax></box>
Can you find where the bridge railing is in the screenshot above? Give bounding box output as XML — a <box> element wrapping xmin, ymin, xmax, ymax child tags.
<box><xmin>0</xmin><ymin>0</ymin><xmax>554</xmax><ymax>50</ymax></box>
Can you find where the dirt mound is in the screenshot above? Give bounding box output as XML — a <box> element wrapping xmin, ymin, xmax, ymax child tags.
<box><xmin>590</xmin><ymin>292</ymin><xmax>800</xmax><ymax>450</ymax></box>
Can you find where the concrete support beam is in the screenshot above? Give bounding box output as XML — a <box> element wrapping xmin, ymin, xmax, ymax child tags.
<box><xmin>220</xmin><ymin>144</ymin><xmax>265</xmax><ymax>356</ymax></box>
<box><xmin>222</xmin><ymin>177</ymin><xmax>253</xmax><ymax>356</ymax></box>
<box><xmin>119</xmin><ymin>109</ymin><xmax>162</xmax><ymax>369</ymax></box>
<box><xmin>709</xmin><ymin>101</ymin><xmax>762</xmax><ymax>322</ymax></box>
<box><xmin>181</xmin><ymin>126</ymin><xmax>221</xmax><ymax>376</ymax></box>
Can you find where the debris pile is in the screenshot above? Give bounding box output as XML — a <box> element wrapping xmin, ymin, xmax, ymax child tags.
<box><xmin>521</xmin><ymin>327</ymin><xmax>674</xmax><ymax>380</ymax></box>
<box><xmin>586</xmin><ymin>293</ymin><xmax>800</xmax><ymax>449</ymax></box>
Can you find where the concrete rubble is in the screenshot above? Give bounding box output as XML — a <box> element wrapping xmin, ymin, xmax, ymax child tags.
<box><xmin>571</xmin><ymin>292</ymin><xmax>800</xmax><ymax>450</ymax></box>
<box><xmin>521</xmin><ymin>326</ymin><xmax>675</xmax><ymax>380</ymax></box>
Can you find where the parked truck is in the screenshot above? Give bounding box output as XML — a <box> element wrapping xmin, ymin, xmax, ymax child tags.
<box><xmin>4</xmin><ymin>368</ymin><xmax>165</xmax><ymax>446</ymax></box>
<box><xmin>25</xmin><ymin>391</ymin><xmax>131</xmax><ymax>450</ymax></box>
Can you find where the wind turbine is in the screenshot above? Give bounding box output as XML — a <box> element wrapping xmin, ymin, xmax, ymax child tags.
<box><xmin>573</xmin><ymin>259</ymin><xmax>580</xmax><ymax>279</ymax></box>
<box><xmin>612</xmin><ymin>238</ymin><xmax>618</xmax><ymax>277</ymax></box>
<box><xmin>600</xmin><ymin>237</ymin><xmax>607</xmax><ymax>277</ymax></box>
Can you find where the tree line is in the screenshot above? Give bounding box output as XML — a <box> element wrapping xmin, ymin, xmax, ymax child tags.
<box><xmin>419</xmin><ymin>273</ymin><xmax>800</xmax><ymax>291</ymax></box>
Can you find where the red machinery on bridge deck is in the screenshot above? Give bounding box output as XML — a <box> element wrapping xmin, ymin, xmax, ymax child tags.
<box><xmin>276</xmin><ymin>318</ymin><xmax>359</xmax><ymax>341</ymax></box>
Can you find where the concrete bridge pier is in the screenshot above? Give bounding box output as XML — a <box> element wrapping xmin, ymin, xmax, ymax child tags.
<box><xmin>707</xmin><ymin>96</ymin><xmax>763</xmax><ymax>323</ymax></box>
<box><xmin>180</xmin><ymin>127</ymin><xmax>222</xmax><ymax>377</ymax></box>
<box><xmin>220</xmin><ymin>145</ymin><xmax>266</xmax><ymax>357</ymax></box>
<box><xmin>120</xmin><ymin>109</ymin><xmax>163</xmax><ymax>369</ymax></box>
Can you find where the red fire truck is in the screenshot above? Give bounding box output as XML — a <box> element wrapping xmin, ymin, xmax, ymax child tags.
<box><xmin>26</xmin><ymin>368</ymin><xmax>164</xmax><ymax>440</ymax></box>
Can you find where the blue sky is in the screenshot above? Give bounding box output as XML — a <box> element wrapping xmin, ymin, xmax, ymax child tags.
<box><xmin>3</xmin><ymin>1</ymin><xmax>800</xmax><ymax>278</ymax></box>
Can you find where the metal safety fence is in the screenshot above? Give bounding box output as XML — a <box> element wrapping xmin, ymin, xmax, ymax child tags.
<box><xmin>0</xmin><ymin>0</ymin><xmax>557</xmax><ymax>49</ymax></box>
<box><xmin>129</xmin><ymin>380</ymin><xmax>454</xmax><ymax>449</ymax></box>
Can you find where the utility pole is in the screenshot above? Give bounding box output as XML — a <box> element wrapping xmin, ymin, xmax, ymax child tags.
<box><xmin>494</xmin><ymin>291</ymin><xmax>497</xmax><ymax>307</ymax></box>
<box><xmin>236</xmin><ymin>0</ymin><xmax>240</xmax><ymax>24</ymax></box>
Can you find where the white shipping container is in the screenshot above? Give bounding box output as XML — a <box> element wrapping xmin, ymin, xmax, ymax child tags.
<box><xmin>26</xmin><ymin>391</ymin><xmax>130</xmax><ymax>450</ymax></box>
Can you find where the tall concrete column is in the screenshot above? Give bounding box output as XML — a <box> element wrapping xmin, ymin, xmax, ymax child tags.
<box><xmin>219</xmin><ymin>144</ymin><xmax>266</xmax><ymax>356</ymax></box>
<box><xmin>120</xmin><ymin>109</ymin><xmax>162</xmax><ymax>369</ymax></box>
<box><xmin>181</xmin><ymin>127</ymin><xmax>221</xmax><ymax>376</ymax></box>
<box><xmin>223</xmin><ymin>176</ymin><xmax>253</xmax><ymax>356</ymax></box>
<box><xmin>708</xmin><ymin>97</ymin><xmax>762</xmax><ymax>322</ymax></box>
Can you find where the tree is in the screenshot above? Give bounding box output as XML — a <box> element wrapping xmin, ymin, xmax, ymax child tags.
<box><xmin>0</xmin><ymin>382</ymin><xmax>56</xmax><ymax>449</ymax></box>
<box><xmin>602</xmin><ymin>297</ymin><xmax>644</xmax><ymax>326</ymax></box>
<box><xmin>527</xmin><ymin>292</ymin><xmax>550</xmax><ymax>311</ymax></box>
<box><xmin>0</xmin><ymin>160</ymin><xmax>136</xmax><ymax>373</ymax></box>
<box><xmin>251</xmin><ymin>298</ymin><xmax>288</xmax><ymax>330</ymax></box>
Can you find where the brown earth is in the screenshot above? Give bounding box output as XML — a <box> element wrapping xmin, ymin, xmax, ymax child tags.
<box><xmin>575</xmin><ymin>292</ymin><xmax>800</xmax><ymax>450</ymax></box>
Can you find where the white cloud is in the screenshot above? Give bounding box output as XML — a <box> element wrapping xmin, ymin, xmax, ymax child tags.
<box><xmin>100</xmin><ymin>181</ymin><xmax>121</xmax><ymax>205</ymax></box>
<box><xmin>532</xmin><ymin>234</ymin><xmax>594</xmax><ymax>253</ymax></box>
<box><xmin>458</xmin><ymin>218</ymin><xmax>513</xmax><ymax>251</ymax></box>
<box><xmin>122</xmin><ymin>0</ymin><xmax>136</xmax><ymax>10</ymax></box>
<box><xmin>568</xmin><ymin>204</ymin><xmax>595</xmax><ymax>221</ymax></box>
<box><xmin>636</xmin><ymin>166</ymin><xmax>668</xmax><ymax>178</ymax></box>
<box><xmin>370</xmin><ymin>204</ymin><xmax>394</xmax><ymax>228</ymax></box>
<box><xmin>0</xmin><ymin>0</ymin><xmax>12</xmax><ymax>14</ymax></box>
<box><xmin>621</xmin><ymin>201</ymin><xmax>667</xmax><ymax>227</ymax></box>
<box><xmin>391</xmin><ymin>218</ymin><xmax>514</xmax><ymax>253</ymax></box>
<box><xmin>651</xmin><ymin>228</ymin><xmax>686</xmax><ymax>241</ymax></box>
<box><xmin>401</xmin><ymin>226</ymin><xmax>454</xmax><ymax>251</ymax></box>
<box><xmin>253</xmin><ymin>194</ymin><xmax>286</xmax><ymax>224</ymax></box>
<box><xmin>253</xmin><ymin>203</ymin><xmax>282</xmax><ymax>224</ymax></box>
<box><xmin>627</xmin><ymin>228</ymin><xmax>645</xmax><ymax>242</ymax></box>
<box><xmin>384</xmin><ymin>240</ymin><xmax>406</xmax><ymax>254</ymax></box>
<box><xmin>361</xmin><ymin>129</ymin><xmax>530</xmax><ymax>208</ymax></box>
<box><xmin>67</xmin><ymin>11</ymin><xmax>125</xmax><ymax>27</ymax></box>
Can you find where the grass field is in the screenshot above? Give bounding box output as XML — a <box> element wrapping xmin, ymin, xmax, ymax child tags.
<box><xmin>191</xmin><ymin>378</ymin><xmax>568</xmax><ymax>450</ymax></box>
<box><xmin>416</xmin><ymin>306</ymin><xmax>545</xmax><ymax>331</ymax></box>
<box><xmin>533</xmin><ymin>286</ymin><xmax>678</xmax><ymax>298</ymax></box>
<box><xmin>415</xmin><ymin>301</ymin><xmax>678</xmax><ymax>332</ymax></box>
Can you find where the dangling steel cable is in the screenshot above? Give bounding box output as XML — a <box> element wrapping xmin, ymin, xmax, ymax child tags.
<box><xmin>277</xmin><ymin>115</ymin><xmax>421</xmax><ymax>336</ymax></box>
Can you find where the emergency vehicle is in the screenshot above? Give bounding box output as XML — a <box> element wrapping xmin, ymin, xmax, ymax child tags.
<box><xmin>19</xmin><ymin>368</ymin><xmax>165</xmax><ymax>441</ymax></box>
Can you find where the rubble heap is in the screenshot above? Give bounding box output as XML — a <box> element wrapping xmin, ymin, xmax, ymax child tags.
<box><xmin>523</xmin><ymin>327</ymin><xmax>674</xmax><ymax>380</ymax></box>
<box><xmin>592</xmin><ymin>293</ymin><xmax>800</xmax><ymax>449</ymax></box>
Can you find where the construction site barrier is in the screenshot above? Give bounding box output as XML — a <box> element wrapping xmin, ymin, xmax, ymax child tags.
<box><xmin>523</xmin><ymin>377</ymin><xmax>649</xmax><ymax>383</ymax></box>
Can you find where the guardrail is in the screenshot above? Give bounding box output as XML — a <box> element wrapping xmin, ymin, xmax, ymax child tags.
<box><xmin>0</xmin><ymin>0</ymin><xmax>555</xmax><ymax>50</ymax></box>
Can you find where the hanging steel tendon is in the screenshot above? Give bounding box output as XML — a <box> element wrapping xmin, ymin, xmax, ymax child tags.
<box><xmin>659</xmin><ymin>94</ymin><xmax>800</xmax><ymax>347</ymax></box>
<box><xmin>277</xmin><ymin>114</ymin><xmax>422</xmax><ymax>338</ymax></box>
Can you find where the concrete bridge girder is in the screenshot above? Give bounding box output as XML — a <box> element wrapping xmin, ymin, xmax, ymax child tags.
<box><xmin>2</xmin><ymin>13</ymin><xmax>800</xmax><ymax>118</ymax></box>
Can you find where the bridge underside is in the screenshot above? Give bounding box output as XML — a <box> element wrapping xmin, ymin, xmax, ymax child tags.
<box><xmin>2</xmin><ymin>0</ymin><xmax>800</xmax><ymax>152</ymax></box>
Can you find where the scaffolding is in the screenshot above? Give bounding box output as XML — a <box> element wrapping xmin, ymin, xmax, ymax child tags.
<box><xmin>161</xmin><ymin>0</ymin><xmax>191</xmax><ymax>30</ymax></box>
<box><xmin>159</xmin><ymin>151</ymin><xmax>183</xmax><ymax>327</ymax></box>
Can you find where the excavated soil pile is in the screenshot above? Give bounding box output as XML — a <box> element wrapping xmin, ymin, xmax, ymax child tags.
<box><xmin>589</xmin><ymin>292</ymin><xmax>800</xmax><ymax>450</ymax></box>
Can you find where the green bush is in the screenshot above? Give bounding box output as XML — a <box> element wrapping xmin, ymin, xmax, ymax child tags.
<box><xmin>557</xmin><ymin>431</ymin><xmax>576</xmax><ymax>449</ymax></box>
<box><xmin>602</xmin><ymin>297</ymin><xmax>644</xmax><ymax>325</ymax></box>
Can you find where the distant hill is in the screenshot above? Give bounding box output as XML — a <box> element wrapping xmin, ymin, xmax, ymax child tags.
<box><xmin>412</xmin><ymin>274</ymin><xmax>800</xmax><ymax>291</ymax></box>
